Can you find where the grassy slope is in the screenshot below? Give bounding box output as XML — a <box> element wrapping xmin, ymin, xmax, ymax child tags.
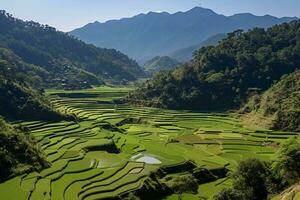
<box><xmin>272</xmin><ymin>184</ymin><xmax>300</xmax><ymax>200</ymax></box>
<box><xmin>242</xmin><ymin>70</ymin><xmax>300</xmax><ymax>132</ymax></box>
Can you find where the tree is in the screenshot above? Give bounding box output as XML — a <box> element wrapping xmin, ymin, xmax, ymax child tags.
<box><xmin>165</xmin><ymin>174</ymin><xmax>198</xmax><ymax>200</ymax></box>
<box><xmin>272</xmin><ymin>137</ymin><xmax>300</xmax><ymax>186</ymax></box>
<box><xmin>232</xmin><ymin>159</ymin><xmax>269</xmax><ymax>200</ymax></box>
<box><xmin>213</xmin><ymin>188</ymin><xmax>245</xmax><ymax>200</ymax></box>
<box><xmin>128</xmin><ymin>20</ymin><xmax>300</xmax><ymax>111</ymax></box>
<box><xmin>0</xmin><ymin>148</ymin><xmax>13</xmax><ymax>179</ymax></box>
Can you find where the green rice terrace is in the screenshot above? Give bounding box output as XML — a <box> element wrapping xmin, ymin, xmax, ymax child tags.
<box><xmin>0</xmin><ymin>86</ymin><xmax>298</xmax><ymax>200</ymax></box>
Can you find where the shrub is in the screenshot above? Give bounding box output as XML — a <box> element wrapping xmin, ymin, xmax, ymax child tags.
<box><xmin>165</xmin><ymin>174</ymin><xmax>198</xmax><ymax>194</ymax></box>
<box><xmin>213</xmin><ymin>188</ymin><xmax>245</xmax><ymax>200</ymax></box>
<box><xmin>232</xmin><ymin>159</ymin><xmax>269</xmax><ymax>200</ymax></box>
<box><xmin>214</xmin><ymin>158</ymin><xmax>269</xmax><ymax>200</ymax></box>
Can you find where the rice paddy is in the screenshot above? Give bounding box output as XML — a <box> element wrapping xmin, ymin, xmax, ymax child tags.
<box><xmin>0</xmin><ymin>86</ymin><xmax>298</xmax><ymax>200</ymax></box>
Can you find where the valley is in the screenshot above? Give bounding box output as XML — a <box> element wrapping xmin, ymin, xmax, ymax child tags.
<box><xmin>0</xmin><ymin>2</ymin><xmax>299</xmax><ymax>199</ymax></box>
<box><xmin>0</xmin><ymin>86</ymin><xmax>298</xmax><ymax>200</ymax></box>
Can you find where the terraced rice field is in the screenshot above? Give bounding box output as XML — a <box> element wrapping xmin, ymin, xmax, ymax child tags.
<box><xmin>0</xmin><ymin>86</ymin><xmax>298</xmax><ymax>200</ymax></box>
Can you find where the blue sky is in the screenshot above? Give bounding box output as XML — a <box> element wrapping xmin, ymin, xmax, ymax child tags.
<box><xmin>1</xmin><ymin>0</ymin><xmax>299</xmax><ymax>31</ymax></box>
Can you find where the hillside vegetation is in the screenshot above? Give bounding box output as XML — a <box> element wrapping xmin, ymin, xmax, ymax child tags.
<box><xmin>242</xmin><ymin>70</ymin><xmax>300</xmax><ymax>132</ymax></box>
<box><xmin>215</xmin><ymin>137</ymin><xmax>300</xmax><ymax>200</ymax></box>
<box><xmin>143</xmin><ymin>56</ymin><xmax>181</xmax><ymax>75</ymax></box>
<box><xmin>0</xmin><ymin>118</ymin><xmax>48</xmax><ymax>182</ymax></box>
<box><xmin>0</xmin><ymin>60</ymin><xmax>66</xmax><ymax>121</ymax></box>
<box><xmin>0</xmin><ymin>10</ymin><xmax>144</xmax><ymax>88</ymax></box>
<box><xmin>0</xmin><ymin>48</ymin><xmax>50</xmax><ymax>88</ymax></box>
<box><xmin>127</xmin><ymin>20</ymin><xmax>300</xmax><ymax>111</ymax></box>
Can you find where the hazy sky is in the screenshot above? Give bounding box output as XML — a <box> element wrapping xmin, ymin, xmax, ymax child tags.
<box><xmin>1</xmin><ymin>0</ymin><xmax>300</xmax><ymax>31</ymax></box>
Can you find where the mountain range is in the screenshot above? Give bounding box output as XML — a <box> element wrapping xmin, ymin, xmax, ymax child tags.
<box><xmin>70</xmin><ymin>7</ymin><xmax>297</xmax><ymax>63</ymax></box>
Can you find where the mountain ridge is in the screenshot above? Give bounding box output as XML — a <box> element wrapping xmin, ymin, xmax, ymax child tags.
<box><xmin>70</xmin><ymin>7</ymin><xmax>297</xmax><ymax>63</ymax></box>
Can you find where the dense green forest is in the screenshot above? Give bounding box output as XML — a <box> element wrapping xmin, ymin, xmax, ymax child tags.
<box><xmin>242</xmin><ymin>70</ymin><xmax>300</xmax><ymax>132</ymax></box>
<box><xmin>0</xmin><ymin>60</ymin><xmax>66</xmax><ymax>121</ymax></box>
<box><xmin>0</xmin><ymin>118</ymin><xmax>48</xmax><ymax>182</ymax></box>
<box><xmin>0</xmin><ymin>47</ymin><xmax>52</xmax><ymax>88</ymax></box>
<box><xmin>128</xmin><ymin>20</ymin><xmax>300</xmax><ymax>112</ymax></box>
<box><xmin>0</xmin><ymin>10</ymin><xmax>144</xmax><ymax>89</ymax></box>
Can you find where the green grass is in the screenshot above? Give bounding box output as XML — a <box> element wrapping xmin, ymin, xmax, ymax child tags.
<box><xmin>198</xmin><ymin>178</ymin><xmax>233</xmax><ymax>199</ymax></box>
<box><xmin>0</xmin><ymin>86</ymin><xmax>298</xmax><ymax>200</ymax></box>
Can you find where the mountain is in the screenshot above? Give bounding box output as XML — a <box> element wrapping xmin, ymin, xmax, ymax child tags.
<box><xmin>242</xmin><ymin>70</ymin><xmax>300</xmax><ymax>132</ymax></box>
<box><xmin>127</xmin><ymin>20</ymin><xmax>300</xmax><ymax>111</ymax></box>
<box><xmin>70</xmin><ymin>7</ymin><xmax>297</xmax><ymax>63</ymax></box>
<box><xmin>143</xmin><ymin>56</ymin><xmax>181</xmax><ymax>75</ymax></box>
<box><xmin>169</xmin><ymin>33</ymin><xmax>227</xmax><ymax>62</ymax></box>
<box><xmin>0</xmin><ymin>11</ymin><xmax>144</xmax><ymax>88</ymax></box>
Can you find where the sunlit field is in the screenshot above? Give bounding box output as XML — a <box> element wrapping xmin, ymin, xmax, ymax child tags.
<box><xmin>0</xmin><ymin>86</ymin><xmax>297</xmax><ymax>200</ymax></box>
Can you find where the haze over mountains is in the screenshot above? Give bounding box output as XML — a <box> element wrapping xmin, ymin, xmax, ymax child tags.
<box><xmin>169</xmin><ymin>33</ymin><xmax>227</xmax><ymax>62</ymax></box>
<box><xmin>143</xmin><ymin>56</ymin><xmax>181</xmax><ymax>75</ymax></box>
<box><xmin>70</xmin><ymin>7</ymin><xmax>297</xmax><ymax>63</ymax></box>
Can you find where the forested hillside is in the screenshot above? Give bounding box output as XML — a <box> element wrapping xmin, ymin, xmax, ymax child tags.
<box><xmin>0</xmin><ymin>48</ymin><xmax>52</xmax><ymax>88</ymax></box>
<box><xmin>127</xmin><ymin>20</ymin><xmax>300</xmax><ymax>111</ymax></box>
<box><xmin>242</xmin><ymin>70</ymin><xmax>300</xmax><ymax>132</ymax></box>
<box><xmin>143</xmin><ymin>56</ymin><xmax>181</xmax><ymax>75</ymax></box>
<box><xmin>0</xmin><ymin>55</ymin><xmax>70</xmax><ymax>182</ymax></box>
<box><xmin>0</xmin><ymin>118</ymin><xmax>48</xmax><ymax>182</ymax></box>
<box><xmin>0</xmin><ymin>60</ymin><xmax>66</xmax><ymax>121</ymax></box>
<box><xmin>0</xmin><ymin>10</ymin><xmax>144</xmax><ymax>88</ymax></box>
<box><xmin>0</xmin><ymin>65</ymin><xmax>67</xmax><ymax>181</ymax></box>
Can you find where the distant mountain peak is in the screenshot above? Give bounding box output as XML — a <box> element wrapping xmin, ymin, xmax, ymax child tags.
<box><xmin>70</xmin><ymin>7</ymin><xmax>297</xmax><ymax>62</ymax></box>
<box><xmin>146</xmin><ymin>11</ymin><xmax>170</xmax><ymax>16</ymax></box>
<box><xmin>82</xmin><ymin>21</ymin><xmax>101</xmax><ymax>27</ymax></box>
<box><xmin>187</xmin><ymin>6</ymin><xmax>217</xmax><ymax>15</ymax></box>
<box><xmin>188</xmin><ymin>6</ymin><xmax>212</xmax><ymax>12</ymax></box>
